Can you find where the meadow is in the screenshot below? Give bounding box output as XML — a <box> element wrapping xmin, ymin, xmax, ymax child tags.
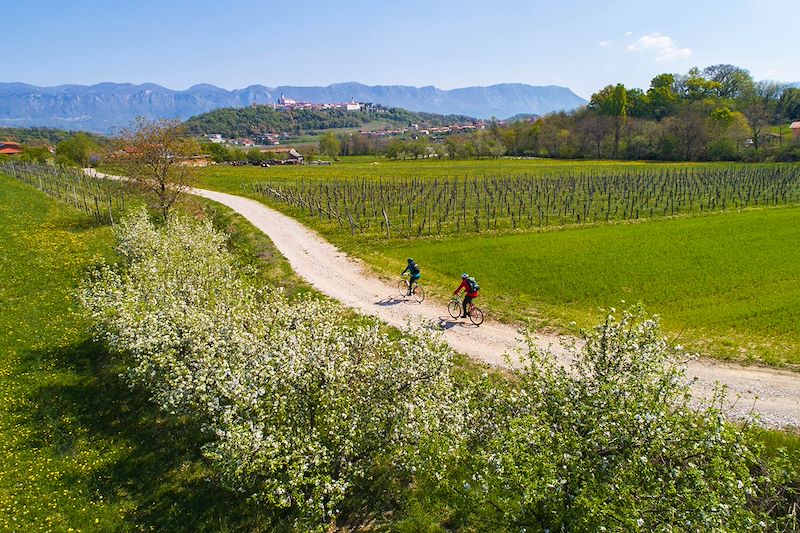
<box><xmin>199</xmin><ymin>157</ymin><xmax>800</xmax><ymax>366</ymax></box>
<box><xmin>0</xmin><ymin>172</ymin><xmax>272</xmax><ymax>531</ymax></box>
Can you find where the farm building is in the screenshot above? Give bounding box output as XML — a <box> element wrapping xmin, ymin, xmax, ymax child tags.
<box><xmin>261</xmin><ymin>147</ymin><xmax>304</xmax><ymax>164</ymax></box>
<box><xmin>286</xmin><ymin>149</ymin><xmax>304</xmax><ymax>163</ymax></box>
<box><xmin>0</xmin><ymin>141</ymin><xmax>23</xmax><ymax>155</ymax></box>
<box><xmin>791</xmin><ymin>121</ymin><xmax>800</xmax><ymax>141</ymax></box>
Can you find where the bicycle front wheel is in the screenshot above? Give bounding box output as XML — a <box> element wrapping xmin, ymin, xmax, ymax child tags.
<box><xmin>469</xmin><ymin>306</ymin><xmax>484</xmax><ymax>326</ymax></box>
<box><xmin>398</xmin><ymin>280</ymin><xmax>409</xmax><ymax>298</ymax></box>
<box><xmin>413</xmin><ymin>285</ymin><xmax>425</xmax><ymax>303</ymax></box>
<box><xmin>447</xmin><ymin>300</ymin><xmax>461</xmax><ymax>319</ymax></box>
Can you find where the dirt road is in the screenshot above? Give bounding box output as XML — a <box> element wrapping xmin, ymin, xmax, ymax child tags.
<box><xmin>188</xmin><ymin>187</ymin><xmax>800</xmax><ymax>429</ymax></box>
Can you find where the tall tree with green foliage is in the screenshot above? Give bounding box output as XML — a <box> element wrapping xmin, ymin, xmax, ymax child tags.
<box><xmin>590</xmin><ymin>84</ymin><xmax>628</xmax><ymax>158</ymax></box>
<box><xmin>318</xmin><ymin>131</ymin><xmax>341</xmax><ymax>157</ymax></box>
<box><xmin>56</xmin><ymin>132</ymin><xmax>98</xmax><ymax>167</ymax></box>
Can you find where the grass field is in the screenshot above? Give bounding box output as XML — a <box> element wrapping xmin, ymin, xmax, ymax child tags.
<box><xmin>0</xmin><ymin>173</ymin><xmax>267</xmax><ymax>531</ymax></box>
<box><xmin>198</xmin><ymin>158</ymin><xmax>800</xmax><ymax>366</ymax></box>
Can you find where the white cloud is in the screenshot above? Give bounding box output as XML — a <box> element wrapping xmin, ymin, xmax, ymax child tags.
<box><xmin>598</xmin><ymin>41</ymin><xmax>610</xmax><ymax>47</ymax></box>
<box><xmin>625</xmin><ymin>31</ymin><xmax>633</xmax><ymax>36</ymax></box>
<box><xmin>627</xmin><ymin>33</ymin><xmax>692</xmax><ymax>61</ymax></box>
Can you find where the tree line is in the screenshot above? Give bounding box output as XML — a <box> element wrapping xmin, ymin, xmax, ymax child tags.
<box><xmin>319</xmin><ymin>65</ymin><xmax>800</xmax><ymax>162</ymax></box>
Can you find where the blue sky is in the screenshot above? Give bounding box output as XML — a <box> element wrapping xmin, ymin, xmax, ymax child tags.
<box><xmin>5</xmin><ymin>0</ymin><xmax>798</xmax><ymax>99</ymax></box>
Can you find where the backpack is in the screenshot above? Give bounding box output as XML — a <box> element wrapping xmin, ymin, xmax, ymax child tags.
<box><xmin>468</xmin><ymin>277</ymin><xmax>479</xmax><ymax>292</ymax></box>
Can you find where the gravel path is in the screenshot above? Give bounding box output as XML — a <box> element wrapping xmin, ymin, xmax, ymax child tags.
<box><xmin>190</xmin><ymin>187</ymin><xmax>800</xmax><ymax>429</ymax></box>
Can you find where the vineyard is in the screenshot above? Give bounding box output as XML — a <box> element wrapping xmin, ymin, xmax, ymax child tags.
<box><xmin>0</xmin><ymin>163</ymin><xmax>126</xmax><ymax>224</ymax></box>
<box><xmin>247</xmin><ymin>164</ymin><xmax>800</xmax><ymax>238</ymax></box>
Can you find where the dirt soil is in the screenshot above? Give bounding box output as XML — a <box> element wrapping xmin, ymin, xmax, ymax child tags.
<box><xmin>190</xmin><ymin>187</ymin><xmax>800</xmax><ymax>429</ymax></box>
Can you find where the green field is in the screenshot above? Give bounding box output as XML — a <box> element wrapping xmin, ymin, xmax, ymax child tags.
<box><xmin>198</xmin><ymin>158</ymin><xmax>800</xmax><ymax>366</ymax></box>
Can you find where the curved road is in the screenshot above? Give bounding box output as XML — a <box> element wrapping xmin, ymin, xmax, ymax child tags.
<box><xmin>190</xmin><ymin>187</ymin><xmax>800</xmax><ymax>429</ymax></box>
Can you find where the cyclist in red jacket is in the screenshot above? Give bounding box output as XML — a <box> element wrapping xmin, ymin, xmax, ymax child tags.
<box><xmin>453</xmin><ymin>273</ymin><xmax>479</xmax><ymax>318</ymax></box>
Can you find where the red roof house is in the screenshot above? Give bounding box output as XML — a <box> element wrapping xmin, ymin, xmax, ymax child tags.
<box><xmin>0</xmin><ymin>141</ymin><xmax>23</xmax><ymax>155</ymax></box>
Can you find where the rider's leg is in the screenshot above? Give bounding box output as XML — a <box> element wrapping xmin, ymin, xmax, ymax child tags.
<box><xmin>462</xmin><ymin>295</ymin><xmax>472</xmax><ymax>318</ymax></box>
<box><xmin>409</xmin><ymin>275</ymin><xmax>420</xmax><ymax>295</ymax></box>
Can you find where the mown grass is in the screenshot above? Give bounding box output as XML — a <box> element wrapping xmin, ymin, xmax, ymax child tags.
<box><xmin>0</xmin><ymin>173</ymin><xmax>269</xmax><ymax>531</ymax></box>
<box><xmin>197</xmin><ymin>158</ymin><xmax>800</xmax><ymax>367</ymax></box>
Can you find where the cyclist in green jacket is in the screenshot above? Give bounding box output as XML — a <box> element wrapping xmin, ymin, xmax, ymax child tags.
<box><xmin>401</xmin><ymin>258</ymin><xmax>421</xmax><ymax>296</ymax></box>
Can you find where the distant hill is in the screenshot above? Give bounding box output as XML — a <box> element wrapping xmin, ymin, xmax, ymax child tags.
<box><xmin>504</xmin><ymin>113</ymin><xmax>540</xmax><ymax>122</ymax></box>
<box><xmin>0</xmin><ymin>82</ymin><xmax>587</xmax><ymax>133</ymax></box>
<box><xmin>0</xmin><ymin>126</ymin><xmax>107</xmax><ymax>145</ymax></box>
<box><xmin>185</xmin><ymin>106</ymin><xmax>473</xmax><ymax>138</ymax></box>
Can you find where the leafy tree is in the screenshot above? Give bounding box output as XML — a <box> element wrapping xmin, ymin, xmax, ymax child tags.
<box><xmin>646</xmin><ymin>73</ymin><xmax>679</xmax><ymax>120</ymax></box>
<box><xmin>777</xmin><ymin>87</ymin><xmax>800</xmax><ymax>123</ymax></box>
<box><xmin>384</xmin><ymin>138</ymin><xmax>406</xmax><ymax>160</ymax></box>
<box><xmin>110</xmin><ymin>117</ymin><xmax>199</xmax><ymax>220</ymax></box>
<box><xmin>318</xmin><ymin>131</ymin><xmax>341</xmax><ymax>157</ymax></box>
<box><xmin>19</xmin><ymin>145</ymin><xmax>52</xmax><ymax>164</ymax></box>
<box><xmin>56</xmin><ymin>132</ymin><xmax>98</xmax><ymax>167</ymax></box>
<box><xmin>675</xmin><ymin>67</ymin><xmax>722</xmax><ymax>100</ymax></box>
<box><xmin>246</xmin><ymin>147</ymin><xmax>265</xmax><ymax>165</ymax></box>
<box><xmin>702</xmin><ymin>64</ymin><xmax>754</xmax><ymax>100</ymax></box>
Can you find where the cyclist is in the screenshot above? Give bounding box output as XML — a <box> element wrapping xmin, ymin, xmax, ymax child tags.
<box><xmin>401</xmin><ymin>258</ymin><xmax>421</xmax><ymax>296</ymax></box>
<box><xmin>453</xmin><ymin>273</ymin><xmax>479</xmax><ymax>318</ymax></box>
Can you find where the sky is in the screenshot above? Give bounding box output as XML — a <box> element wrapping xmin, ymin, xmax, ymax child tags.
<box><xmin>5</xmin><ymin>0</ymin><xmax>798</xmax><ymax>99</ymax></box>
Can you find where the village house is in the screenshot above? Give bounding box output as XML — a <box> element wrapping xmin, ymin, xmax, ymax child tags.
<box><xmin>0</xmin><ymin>141</ymin><xmax>23</xmax><ymax>156</ymax></box>
<box><xmin>791</xmin><ymin>121</ymin><xmax>800</xmax><ymax>141</ymax></box>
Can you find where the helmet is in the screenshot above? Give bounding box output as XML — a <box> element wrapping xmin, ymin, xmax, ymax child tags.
<box><xmin>407</xmin><ymin>257</ymin><xmax>414</xmax><ymax>262</ymax></box>
<box><xmin>461</xmin><ymin>273</ymin><xmax>468</xmax><ymax>279</ymax></box>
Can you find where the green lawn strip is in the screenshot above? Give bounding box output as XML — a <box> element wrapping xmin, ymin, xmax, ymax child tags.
<box><xmin>0</xmin><ymin>173</ymin><xmax>264</xmax><ymax>531</ymax></box>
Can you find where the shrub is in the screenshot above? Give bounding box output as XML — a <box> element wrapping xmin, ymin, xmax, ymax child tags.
<box><xmin>79</xmin><ymin>209</ymin><xmax>460</xmax><ymax>530</ymax></box>
<box><xmin>449</xmin><ymin>306</ymin><xmax>790</xmax><ymax>532</ymax></box>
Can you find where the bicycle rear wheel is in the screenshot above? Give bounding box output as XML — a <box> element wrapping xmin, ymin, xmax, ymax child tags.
<box><xmin>398</xmin><ymin>279</ymin><xmax>409</xmax><ymax>298</ymax></box>
<box><xmin>447</xmin><ymin>300</ymin><xmax>461</xmax><ymax>319</ymax></box>
<box><xmin>412</xmin><ymin>285</ymin><xmax>425</xmax><ymax>303</ymax></box>
<box><xmin>469</xmin><ymin>306</ymin><xmax>484</xmax><ymax>326</ymax></box>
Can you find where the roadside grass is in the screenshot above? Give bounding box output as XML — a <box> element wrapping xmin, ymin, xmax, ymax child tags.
<box><xmin>196</xmin><ymin>158</ymin><xmax>800</xmax><ymax>368</ymax></box>
<box><xmin>0</xmin><ymin>173</ymin><xmax>267</xmax><ymax>531</ymax></box>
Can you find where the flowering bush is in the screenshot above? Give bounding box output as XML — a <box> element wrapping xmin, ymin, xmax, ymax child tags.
<box><xmin>454</xmin><ymin>305</ymin><xmax>782</xmax><ymax>532</ymax></box>
<box><xmin>79</xmin><ymin>209</ymin><xmax>460</xmax><ymax>529</ymax></box>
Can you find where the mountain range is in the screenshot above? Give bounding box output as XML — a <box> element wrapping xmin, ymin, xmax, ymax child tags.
<box><xmin>0</xmin><ymin>82</ymin><xmax>587</xmax><ymax>133</ymax></box>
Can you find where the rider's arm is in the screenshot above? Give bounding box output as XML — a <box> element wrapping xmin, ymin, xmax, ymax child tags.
<box><xmin>454</xmin><ymin>279</ymin><xmax>467</xmax><ymax>295</ymax></box>
<box><xmin>401</xmin><ymin>265</ymin><xmax>409</xmax><ymax>275</ymax></box>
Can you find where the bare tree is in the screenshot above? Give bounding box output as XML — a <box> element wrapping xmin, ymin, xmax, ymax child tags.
<box><xmin>111</xmin><ymin>117</ymin><xmax>199</xmax><ymax>219</ymax></box>
<box><xmin>739</xmin><ymin>81</ymin><xmax>782</xmax><ymax>154</ymax></box>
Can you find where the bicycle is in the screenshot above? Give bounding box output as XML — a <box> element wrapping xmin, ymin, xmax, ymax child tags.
<box><xmin>399</xmin><ymin>275</ymin><xmax>425</xmax><ymax>303</ymax></box>
<box><xmin>448</xmin><ymin>296</ymin><xmax>484</xmax><ymax>326</ymax></box>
